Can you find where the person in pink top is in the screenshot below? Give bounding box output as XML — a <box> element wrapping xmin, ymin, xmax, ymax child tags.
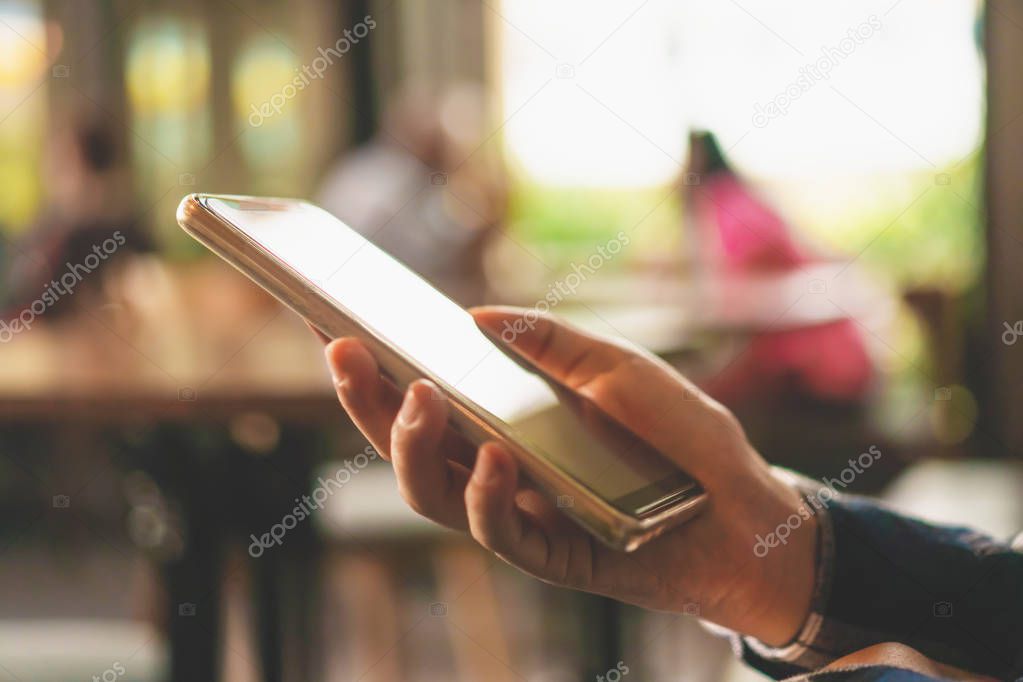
<box><xmin>683</xmin><ymin>131</ymin><xmax>873</xmax><ymax>405</ymax></box>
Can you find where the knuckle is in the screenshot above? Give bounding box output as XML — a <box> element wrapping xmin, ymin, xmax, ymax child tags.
<box><xmin>390</xmin><ymin>417</ymin><xmax>426</xmax><ymax>454</ymax></box>
<box><xmin>398</xmin><ymin>483</ymin><xmax>434</xmax><ymax>518</ymax></box>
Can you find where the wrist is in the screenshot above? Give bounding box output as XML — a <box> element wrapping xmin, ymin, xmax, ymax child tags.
<box><xmin>735</xmin><ymin>468</ymin><xmax>820</xmax><ymax>646</ymax></box>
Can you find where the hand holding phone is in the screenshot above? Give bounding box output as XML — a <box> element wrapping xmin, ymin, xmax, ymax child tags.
<box><xmin>178</xmin><ymin>194</ymin><xmax>704</xmax><ymax>550</ymax></box>
<box><xmin>177</xmin><ymin>194</ymin><xmax>817</xmax><ymax>642</ymax></box>
<box><xmin>326</xmin><ymin>307</ymin><xmax>819</xmax><ymax>647</ymax></box>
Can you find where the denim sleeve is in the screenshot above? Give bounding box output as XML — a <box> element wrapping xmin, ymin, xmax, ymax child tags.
<box><xmin>735</xmin><ymin>489</ymin><xmax>1023</xmax><ymax>681</ymax></box>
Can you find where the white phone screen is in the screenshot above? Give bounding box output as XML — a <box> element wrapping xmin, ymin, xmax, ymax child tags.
<box><xmin>204</xmin><ymin>196</ymin><xmax>697</xmax><ymax>513</ymax></box>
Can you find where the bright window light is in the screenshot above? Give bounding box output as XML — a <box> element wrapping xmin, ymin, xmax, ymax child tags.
<box><xmin>499</xmin><ymin>0</ymin><xmax>983</xmax><ymax>186</ymax></box>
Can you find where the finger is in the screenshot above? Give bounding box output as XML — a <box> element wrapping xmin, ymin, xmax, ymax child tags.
<box><xmin>470</xmin><ymin>306</ymin><xmax>626</xmax><ymax>391</ymax></box>
<box><xmin>326</xmin><ymin>338</ymin><xmax>477</xmax><ymax>467</ymax></box>
<box><xmin>472</xmin><ymin>307</ymin><xmax>732</xmax><ymax>482</ymax></box>
<box><xmin>465</xmin><ymin>443</ymin><xmax>550</xmax><ymax>563</ymax></box>
<box><xmin>471</xmin><ymin>304</ymin><xmax>657</xmax><ymax>438</ymax></box>
<box><xmin>391</xmin><ymin>380</ymin><xmax>471</xmax><ymax>530</ymax></box>
<box><xmin>325</xmin><ymin>338</ymin><xmax>403</xmax><ymax>458</ymax></box>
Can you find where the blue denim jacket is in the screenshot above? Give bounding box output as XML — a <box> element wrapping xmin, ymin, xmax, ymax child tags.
<box><xmin>734</xmin><ymin>490</ymin><xmax>1023</xmax><ymax>681</ymax></box>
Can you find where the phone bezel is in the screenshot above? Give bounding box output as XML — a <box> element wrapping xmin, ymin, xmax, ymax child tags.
<box><xmin>177</xmin><ymin>193</ymin><xmax>708</xmax><ymax>551</ymax></box>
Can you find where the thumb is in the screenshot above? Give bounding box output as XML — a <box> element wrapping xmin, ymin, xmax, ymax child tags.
<box><xmin>469</xmin><ymin>306</ymin><xmax>626</xmax><ymax>390</ymax></box>
<box><xmin>471</xmin><ymin>307</ymin><xmax>746</xmax><ymax>488</ymax></box>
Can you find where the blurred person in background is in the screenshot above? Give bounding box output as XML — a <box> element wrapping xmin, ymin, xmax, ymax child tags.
<box><xmin>316</xmin><ymin>80</ymin><xmax>507</xmax><ymax>306</ymax></box>
<box><xmin>1</xmin><ymin>116</ymin><xmax>152</xmax><ymax>320</ymax></box>
<box><xmin>321</xmin><ymin>308</ymin><xmax>1020</xmax><ymax>682</ymax></box>
<box><xmin>682</xmin><ymin>130</ymin><xmax>874</xmax><ymax>408</ymax></box>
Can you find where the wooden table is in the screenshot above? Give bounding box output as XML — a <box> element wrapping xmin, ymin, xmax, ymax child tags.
<box><xmin>0</xmin><ymin>260</ymin><xmax>338</xmax><ymax>423</ymax></box>
<box><xmin>0</xmin><ymin>256</ymin><xmax>893</xmax><ymax>417</ymax></box>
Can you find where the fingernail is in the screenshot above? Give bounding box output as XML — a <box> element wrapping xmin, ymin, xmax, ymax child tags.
<box><xmin>328</xmin><ymin>363</ymin><xmax>346</xmax><ymax>392</ymax></box>
<box><xmin>397</xmin><ymin>387</ymin><xmax>423</xmax><ymax>427</ymax></box>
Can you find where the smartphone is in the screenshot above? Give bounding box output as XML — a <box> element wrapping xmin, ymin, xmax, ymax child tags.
<box><xmin>177</xmin><ymin>194</ymin><xmax>706</xmax><ymax>550</ymax></box>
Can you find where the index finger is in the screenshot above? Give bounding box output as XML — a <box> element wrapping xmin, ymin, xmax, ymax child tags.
<box><xmin>325</xmin><ymin>337</ymin><xmax>403</xmax><ymax>458</ymax></box>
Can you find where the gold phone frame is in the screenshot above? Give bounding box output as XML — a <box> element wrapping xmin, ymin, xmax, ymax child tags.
<box><xmin>177</xmin><ymin>194</ymin><xmax>707</xmax><ymax>551</ymax></box>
